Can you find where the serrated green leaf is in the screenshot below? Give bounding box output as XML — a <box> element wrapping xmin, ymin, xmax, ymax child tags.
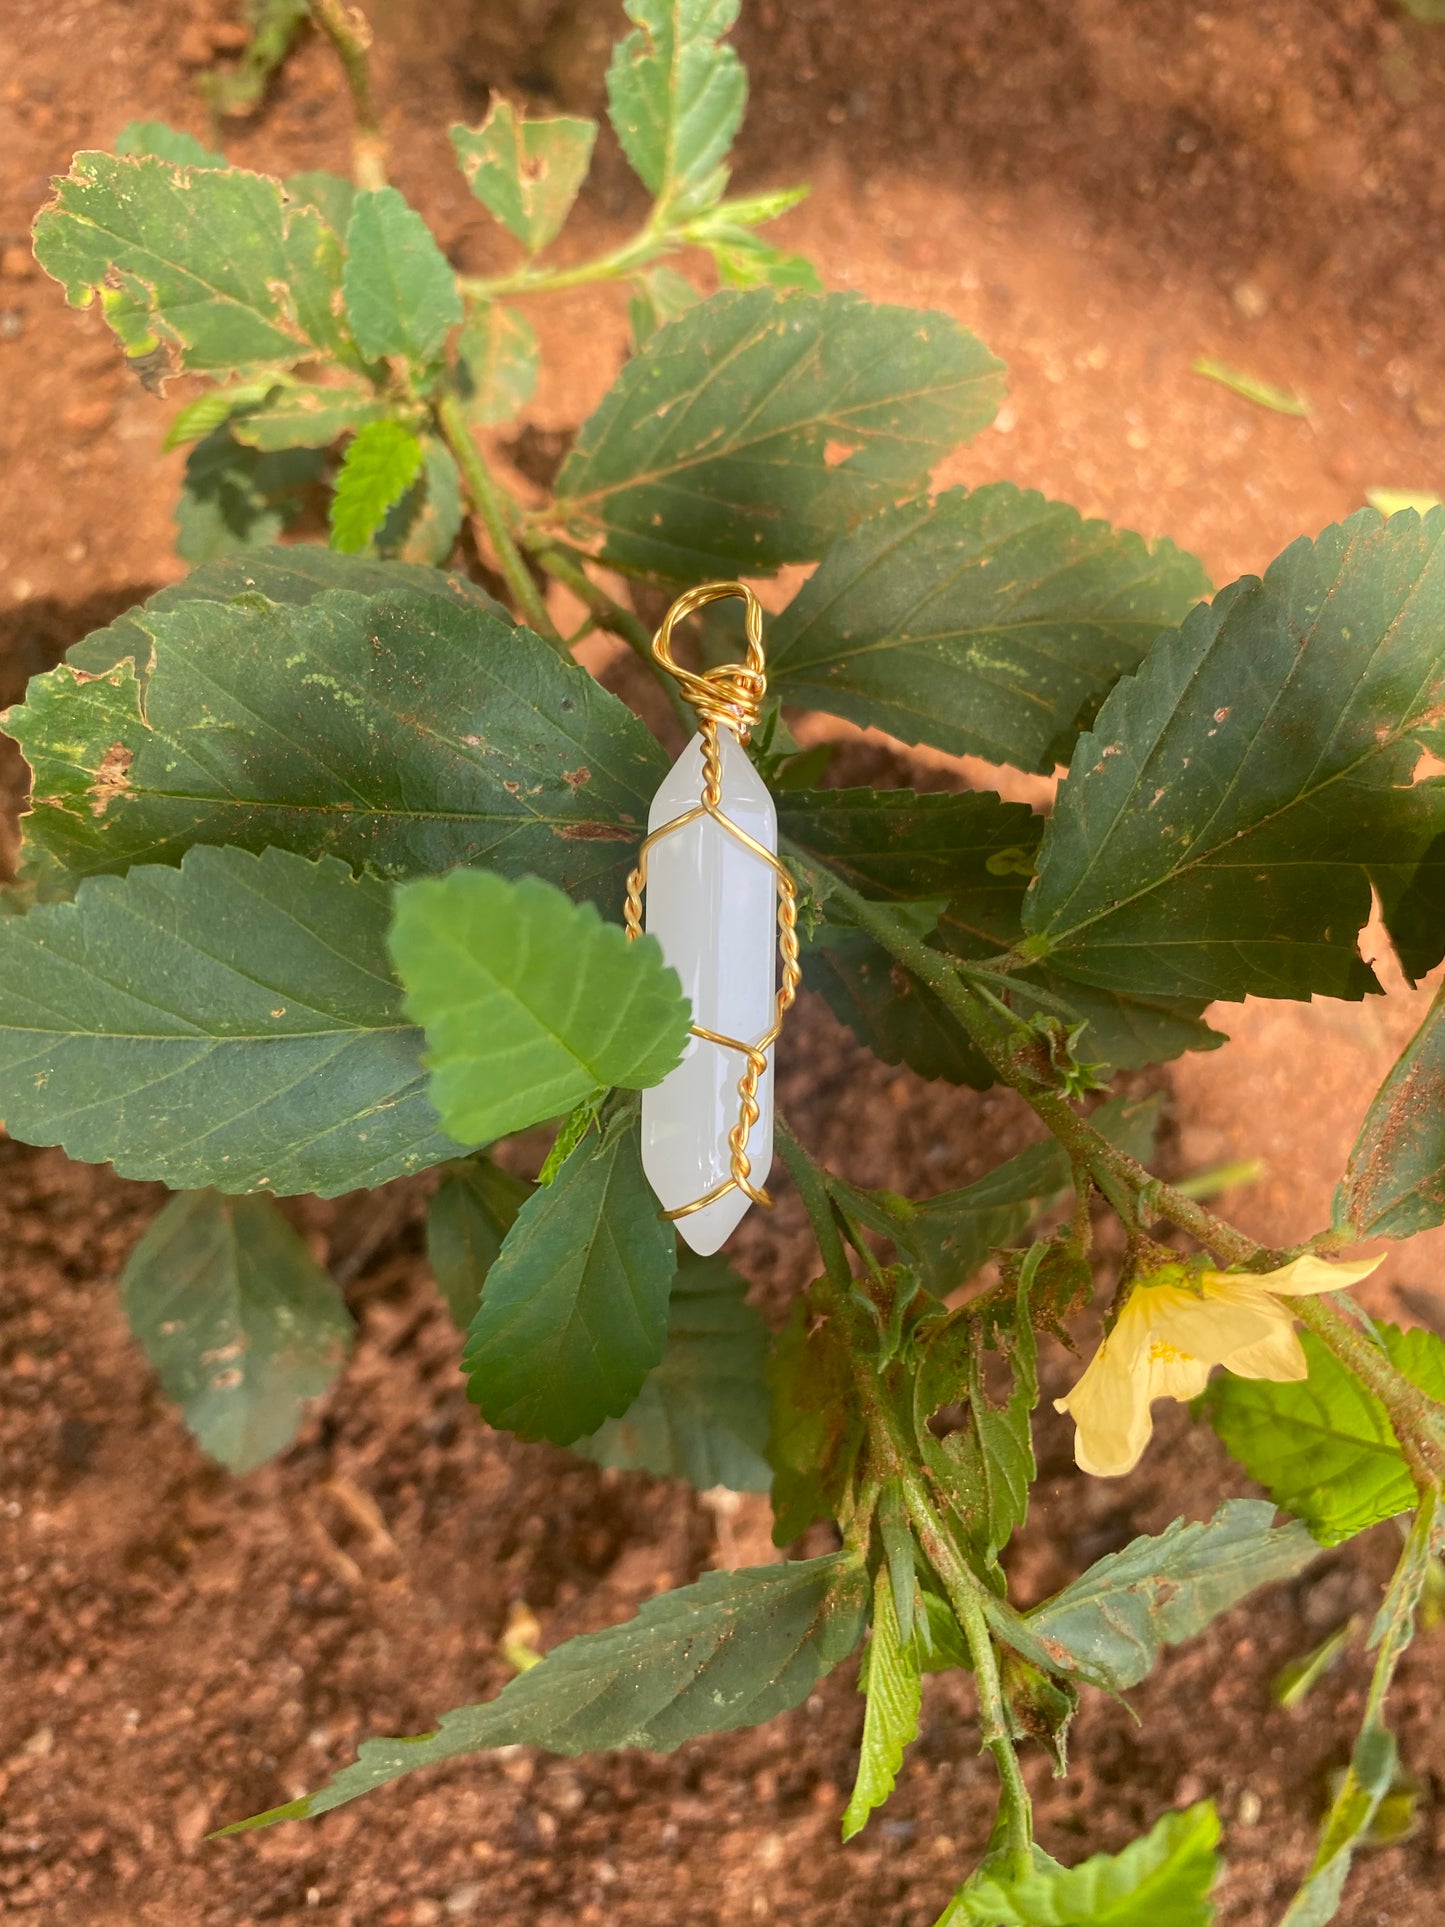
<box><xmin>389</xmin><ymin>871</ymin><xmax>689</xmax><ymax>1146</ymax></box>
<box><xmin>450</xmin><ymin>102</ymin><xmax>596</xmax><ymax>253</ymax></box>
<box><xmin>121</xmin><ymin>1188</ymin><xmax>353</xmax><ymax>1473</ymax></box>
<box><xmin>555</xmin><ymin>290</ymin><xmax>1005</xmax><ymax>580</ymax></box>
<box><xmin>1340</xmin><ymin>985</ymin><xmax>1445</xmax><ymax>1237</ymax></box>
<box><xmin>230</xmin><ymin>383</ymin><xmax>391</xmax><ymax>451</ymax></box>
<box><xmin>767</xmin><ymin>1277</ymin><xmax>867</xmax><ymax>1543</ymax></box>
<box><xmin>222</xmin><ymin>1550</ymin><xmax>867</xmax><ymax>1830</ymax></box>
<box><xmin>427</xmin><ymin>1157</ymin><xmax>533</xmax><ymax>1327</ymax></box>
<box><xmin>576</xmin><ymin>1249</ymin><xmax>772</xmax><ymax>1489</ymax></box>
<box><xmin>803</xmin><ymin>922</ymin><xmax>997</xmax><ymax>1088</ymax></box>
<box><xmin>454</xmin><ymin>304</ymin><xmax>539</xmax><ymax>427</ymax></box>
<box><xmin>842</xmin><ymin>1565</ymin><xmax>921</xmax><ymax>1841</ymax></box>
<box><xmin>329</xmin><ymin>420</ymin><xmax>425</xmax><ymax>553</ymax></box>
<box><xmin>950</xmin><ymin>1802</ymin><xmax>1221</xmax><ymax>1927</ymax></box>
<box><xmin>1025</xmin><ymin>508</ymin><xmax>1445</xmax><ymax>1003</ymax></box>
<box><xmin>605</xmin><ymin>0</ymin><xmax>746</xmax><ymax>218</ymax></box>
<box><xmin>1207</xmin><ymin>1325</ymin><xmax>1445</xmax><ymax>1545</ymax></box>
<box><xmin>1026</xmin><ymin>1500</ymin><xmax>1321</xmax><ymax>1690</ymax></box>
<box><xmin>173</xmin><ymin>426</ymin><xmax>323</xmax><ymax>562</ymax></box>
<box><xmin>115</xmin><ymin>120</ymin><xmax>225</xmax><ymax>168</ymax></box>
<box><xmin>0</xmin><ymin>845</ymin><xmax>462</xmax><ymax>1196</ymax></box>
<box><xmin>284</xmin><ymin>169</ymin><xmax>356</xmax><ymax>236</ymax></box>
<box><xmin>33</xmin><ymin>152</ymin><xmax>359</xmax><ymax>380</ymax></box>
<box><xmin>10</xmin><ymin>582</ymin><xmax>661</xmax><ymax>909</ymax></box>
<box><xmin>343</xmin><ymin>186</ymin><xmax>463</xmax><ymax>365</ymax></box>
<box><xmin>462</xmin><ymin>1114</ymin><xmax>676</xmax><ymax>1442</ymax></box>
<box><xmin>769</xmin><ymin>487</ymin><xmax>1210</xmax><ymax>774</ymax></box>
<box><xmin>629</xmin><ymin>265</ymin><xmax>701</xmax><ymax>346</ymax></box>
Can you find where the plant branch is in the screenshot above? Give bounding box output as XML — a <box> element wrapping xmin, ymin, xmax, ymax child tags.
<box><xmin>460</xmin><ymin>222</ymin><xmax>669</xmax><ymax>302</ymax></box>
<box><xmin>308</xmin><ymin>0</ymin><xmax>387</xmax><ymax>190</ymax></box>
<box><xmin>434</xmin><ymin>394</ymin><xmax>561</xmax><ymax>644</ymax></box>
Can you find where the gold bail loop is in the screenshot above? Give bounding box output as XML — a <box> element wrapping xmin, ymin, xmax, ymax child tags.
<box><xmin>651</xmin><ymin>581</ymin><xmax>767</xmax><ymax>743</ymax></box>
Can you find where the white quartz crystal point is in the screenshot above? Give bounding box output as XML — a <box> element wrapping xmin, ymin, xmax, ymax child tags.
<box><xmin>641</xmin><ymin>729</ymin><xmax>779</xmax><ymax>1255</ymax></box>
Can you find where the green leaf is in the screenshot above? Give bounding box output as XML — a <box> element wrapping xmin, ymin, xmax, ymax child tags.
<box><xmin>576</xmin><ymin>1249</ymin><xmax>772</xmax><ymax>1489</ymax></box>
<box><xmin>121</xmin><ymin>1189</ymin><xmax>353</xmax><ymax>1474</ymax></box>
<box><xmin>389</xmin><ymin>871</ymin><xmax>689</xmax><ymax>1146</ymax></box>
<box><xmin>842</xmin><ymin>1565</ymin><xmax>922</xmax><ymax>1841</ymax></box>
<box><xmin>174</xmin><ymin>426</ymin><xmax>323</xmax><ymax>562</ymax></box>
<box><xmin>115</xmin><ymin>120</ymin><xmax>226</xmax><ymax>168</ymax></box>
<box><xmin>1340</xmin><ymin>985</ymin><xmax>1445</xmax><ymax>1237</ymax></box>
<box><xmin>284</xmin><ymin>169</ymin><xmax>356</xmax><ymax>236</ymax></box>
<box><xmin>1024</xmin><ymin>508</ymin><xmax>1445</xmax><ymax>1003</ymax></box>
<box><xmin>343</xmin><ymin>186</ymin><xmax>463</xmax><ymax>365</ymax></box>
<box><xmin>629</xmin><ymin>265</ymin><xmax>700</xmax><ymax>346</ymax></box>
<box><xmin>555</xmin><ymin>289</ymin><xmax>1005</xmax><ymax>580</ymax></box>
<box><xmin>33</xmin><ymin>152</ymin><xmax>359</xmax><ymax>380</ymax></box>
<box><xmin>449</xmin><ymin>103</ymin><xmax>597</xmax><ymax>253</ymax></box>
<box><xmin>767</xmin><ymin>1277</ymin><xmax>867</xmax><ymax>1543</ymax></box>
<box><xmin>381</xmin><ymin>436</ymin><xmax>465</xmax><ymax>567</ymax></box>
<box><xmin>769</xmin><ymin>487</ymin><xmax>1210</xmax><ymax>774</ymax></box>
<box><xmin>462</xmin><ymin>1114</ymin><xmax>676</xmax><ymax>1443</ymax></box>
<box><xmin>1192</xmin><ymin>356</ymin><xmax>1310</xmax><ymax>417</ymax></box>
<box><xmin>427</xmin><ymin>1157</ymin><xmax>533</xmax><ymax>1327</ymax></box>
<box><xmin>0</xmin><ymin>845</ymin><xmax>462</xmax><ymax>1196</ymax></box>
<box><xmin>230</xmin><ymin>382</ymin><xmax>390</xmax><ymax>451</ymax></box>
<box><xmin>1207</xmin><ymin>1325</ymin><xmax>1445</xmax><ymax>1546</ymax></box>
<box><xmin>1026</xmin><ymin>1500</ymin><xmax>1321</xmax><ymax>1691</ymax></box>
<box><xmin>709</xmin><ymin>232</ymin><xmax>821</xmax><ymax>292</ymax></box>
<box><xmin>163</xmin><ymin>379</ymin><xmax>278</xmax><ymax>449</ymax></box>
<box><xmin>222</xmin><ymin>1550</ymin><xmax>867</xmax><ymax>1829</ymax></box>
<box><xmin>950</xmin><ymin>1802</ymin><xmax>1221</xmax><ymax>1927</ymax></box>
<box><xmin>454</xmin><ymin>304</ymin><xmax>540</xmax><ymax>427</ymax></box>
<box><xmin>329</xmin><ymin>420</ymin><xmax>425</xmax><ymax>553</ymax></box>
<box><xmin>605</xmin><ymin>0</ymin><xmax>747</xmax><ymax>218</ymax></box>
<box><xmin>10</xmin><ymin>582</ymin><xmax>662</xmax><ymax>910</ymax></box>
<box><xmin>804</xmin><ymin>922</ymin><xmax>996</xmax><ymax>1088</ymax></box>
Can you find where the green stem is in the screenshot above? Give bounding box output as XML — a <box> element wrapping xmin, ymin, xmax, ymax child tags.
<box><xmin>435</xmin><ymin>394</ymin><xmax>561</xmax><ymax>644</ymax></box>
<box><xmin>525</xmin><ymin>539</ymin><xmax>692</xmax><ymax>729</ymax></box>
<box><xmin>308</xmin><ymin>0</ymin><xmax>388</xmax><ymax>190</ymax></box>
<box><xmin>460</xmin><ymin>221</ymin><xmax>669</xmax><ymax>302</ymax></box>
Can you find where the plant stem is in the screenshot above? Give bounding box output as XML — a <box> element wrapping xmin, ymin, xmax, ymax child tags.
<box><xmin>460</xmin><ymin>222</ymin><xmax>668</xmax><ymax>301</ymax></box>
<box><xmin>525</xmin><ymin>539</ymin><xmax>693</xmax><ymax>729</ymax></box>
<box><xmin>434</xmin><ymin>394</ymin><xmax>561</xmax><ymax>644</ymax></box>
<box><xmin>308</xmin><ymin>0</ymin><xmax>387</xmax><ymax>190</ymax></box>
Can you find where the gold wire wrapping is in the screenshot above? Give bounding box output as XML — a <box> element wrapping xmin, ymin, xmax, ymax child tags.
<box><xmin>624</xmin><ymin>582</ymin><xmax>801</xmax><ymax>1222</ymax></box>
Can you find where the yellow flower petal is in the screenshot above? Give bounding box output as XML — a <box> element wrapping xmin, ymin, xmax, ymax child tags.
<box><xmin>1221</xmin><ymin>1321</ymin><xmax>1309</xmax><ymax>1381</ymax></box>
<box><xmin>1055</xmin><ymin>1337</ymin><xmax>1154</xmax><ymax>1478</ymax></box>
<box><xmin>1203</xmin><ymin>1253</ymin><xmax>1385</xmax><ymax>1298</ymax></box>
<box><xmin>1147</xmin><ymin>1282</ymin><xmax>1278</xmax><ymax>1367</ymax></box>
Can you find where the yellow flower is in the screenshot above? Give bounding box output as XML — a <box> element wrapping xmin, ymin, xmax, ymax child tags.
<box><xmin>1055</xmin><ymin>1254</ymin><xmax>1384</xmax><ymax>1477</ymax></box>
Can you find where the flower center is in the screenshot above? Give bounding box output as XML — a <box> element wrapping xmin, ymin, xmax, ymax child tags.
<box><xmin>1148</xmin><ymin>1339</ymin><xmax>1195</xmax><ymax>1365</ymax></box>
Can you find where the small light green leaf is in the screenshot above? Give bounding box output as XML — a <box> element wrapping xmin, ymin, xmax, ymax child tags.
<box><xmin>0</xmin><ymin>846</ymin><xmax>462</xmax><ymax>1196</ymax></box>
<box><xmin>769</xmin><ymin>487</ymin><xmax>1211</xmax><ymax>774</ymax></box>
<box><xmin>1367</xmin><ymin>487</ymin><xmax>1443</xmax><ymax>519</ymax></box>
<box><xmin>449</xmin><ymin>102</ymin><xmax>597</xmax><ymax>253</ymax></box>
<box><xmin>605</xmin><ymin>0</ymin><xmax>747</xmax><ymax>218</ymax></box>
<box><xmin>1341</xmin><ymin>985</ymin><xmax>1445</xmax><ymax>1237</ymax></box>
<box><xmin>576</xmin><ymin>1249</ymin><xmax>772</xmax><ymax>1490</ymax></box>
<box><xmin>230</xmin><ymin>382</ymin><xmax>391</xmax><ymax>451</ymax></box>
<box><xmin>767</xmin><ymin>1277</ymin><xmax>868</xmax><ymax>1544</ymax></box>
<box><xmin>427</xmin><ymin>1157</ymin><xmax>533</xmax><ymax>1328</ymax></box>
<box><xmin>343</xmin><ymin>186</ymin><xmax>463</xmax><ymax>365</ymax></box>
<box><xmin>121</xmin><ymin>1189</ymin><xmax>353</xmax><ymax>1474</ymax></box>
<box><xmin>10</xmin><ymin>580</ymin><xmax>660</xmax><ymax>910</ymax></box>
<box><xmin>163</xmin><ymin>380</ymin><xmax>278</xmax><ymax>449</ymax></box>
<box><xmin>329</xmin><ymin>420</ymin><xmax>426</xmax><ymax>553</ymax></box>
<box><xmin>1027</xmin><ymin>1501</ymin><xmax>1320</xmax><ymax>1692</ymax></box>
<box><xmin>949</xmin><ymin>1802</ymin><xmax>1222</xmax><ymax>1927</ymax></box>
<box><xmin>842</xmin><ymin>1566</ymin><xmax>922</xmax><ymax>1841</ymax></box>
<box><xmin>221</xmin><ymin>1551</ymin><xmax>867</xmax><ymax>1830</ymax></box>
<box><xmin>33</xmin><ymin>152</ymin><xmax>358</xmax><ymax>380</ymax></box>
<box><xmin>463</xmin><ymin>1113</ymin><xmax>675</xmax><ymax>1442</ymax></box>
<box><xmin>628</xmin><ymin>265</ymin><xmax>700</xmax><ymax>345</ymax></box>
<box><xmin>174</xmin><ymin>426</ymin><xmax>323</xmax><ymax>561</ymax></box>
<box><xmin>454</xmin><ymin>304</ymin><xmax>540</xmax><ymax>427</ymax></box>
<box><xmin>1192</xmin><ymin>355</ymin><xmax>1311</xmax><ymax>416</ymax></box>
<box><xmin>1207</xmin><ymin>1325</ymin><xmax>1445</xmax><ymax>1545</ymax></box>
<box><xmin>115</xmin><ymin>120</ymin><xmax>225</xmax><ymax>168</ymax></box>
<box><xmin>285</xmin><ymin>169</ymin><xmax>356</xmax><ymax>236</ymax></box>
<box><xmin>389</xmin><ymin>871</ymin><xmax>690</xmax><ymax>1146</ymax></box>
<box><xmin>1025</xmin><ymin>507</ymin><xmax>1445</xmax><ymax>1002</ymax></box>
<box><xmin>555</xmin><ymin>290</ymin><xmax>1005</xmax><ymax>581</ymax></box>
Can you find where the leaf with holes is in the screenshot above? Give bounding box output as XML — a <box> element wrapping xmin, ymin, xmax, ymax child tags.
<box><xmin>554</xmin><ymin>290</ymin><xmax>1005</xmax><ymax>580</ymax></box>
<box><xmin>768</xmin><ymin>487</ymin><xmax>1210</xmax><ymax>774</ymax></box>
<box><xmin>222</xmin><ymin>1550</ymin><xmax>867</xmax><ymax>1829</ymax></box>
<box><xmin>450</xmin><ymin>103</ymin><xmax>597</xmax><ymax>253</ymax></box>
<box><xmin>576</xmin><ymin>1249</ymin><xmax>771</xmax><ymax>1489</ymax></box>
<box><xmin>462</xmin><ymin>1114</ymin><xmax>676</xmax><ymax>1442</ymax></box>
<box><xmin>329</xmin><ymin>420</ymin><xmax>425</xmax><ymax>553</ymax></box>
<box><xmin>0</xmin><ymin>845</ymin><xmax>463</xmax><ymax>1196</ymax></box>
<box><xmin>1024</xmin><ymin>508</ymin><xmax>1445</xmax><ymax>1003</ymax></box>
<box><xmin>343</xmin><ymin>186</ymin><xmax>463</xmax><ymax>365</ymax></box>
<box><xmin>389</xmin><ymin>871</ymin><xmax>689</xmax><ymax>1147</ymax></box>
<box><xmin>33</xmin><ymin>151</ymin><xmax>360</xmax><ymax>380</ymax></box>
<box><xmin>455</xmin><ymin>304</ymin><xmax>540</xmax><ymax>427</ymax></box>
<box><xmin>605</xmin><ymin>0</ymin><xmax>747</xmax><ymax>219</ymax></box>
<box><xmin>1340</xmin><ymin>986</ymin><xmax>1445</xmax><ymax>1238</ymax></box>
<box><xmin>121</xmin><ymin>1189</ymin><xmax>353</xmax><ymax>1473</ymax></box>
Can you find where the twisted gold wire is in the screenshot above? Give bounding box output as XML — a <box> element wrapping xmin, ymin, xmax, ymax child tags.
<box><xmin>624</xmin><ymin>583</ymin><xmax>799</xmax><ymax>1223</ymax></box>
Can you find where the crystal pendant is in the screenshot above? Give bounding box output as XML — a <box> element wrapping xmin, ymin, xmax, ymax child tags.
<box><xmin>641</xmin><ymin>730</ymin><xmax>778</xmax><ymax>1254</ymax></box>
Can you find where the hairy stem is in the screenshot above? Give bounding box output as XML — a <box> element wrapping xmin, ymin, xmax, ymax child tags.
<box><xmin>434</xmin><ymin>394</ymin><xmax>561</xmax><ymax>644</ymax></box>
<box><xmin>308</xmin><ymin>0</ymin><xmax>387</xmax><ymax>190</ymax></box>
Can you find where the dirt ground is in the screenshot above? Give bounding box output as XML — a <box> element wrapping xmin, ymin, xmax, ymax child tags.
<box><xmin>1</xmin><ymin>2</ymin><xmax>1444</xmax><ymax>1923</ymax></box>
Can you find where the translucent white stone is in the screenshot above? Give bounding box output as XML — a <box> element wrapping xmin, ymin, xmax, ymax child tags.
<box><xmin>641</xmin><ymin>730</ymin><xmax>778</xmax><ymax>1255</ymax></box>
